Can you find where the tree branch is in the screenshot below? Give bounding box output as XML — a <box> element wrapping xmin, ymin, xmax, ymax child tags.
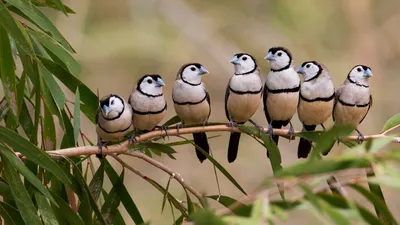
<box><xmin>44</xmin><ymin>125</ymin><xmax>400</xmax><ymax>158</ymax></box>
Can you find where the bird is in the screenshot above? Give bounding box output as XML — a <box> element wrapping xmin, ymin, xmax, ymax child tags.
<box><xmin>172</xmin><ymin>63</ymin><xmax>211</xmax><ymax>162</ymax></box>
<box><xmin>225</xmin><ymin>53</ymin><xmax>263</xmax><ymax>163</ymax></box>
<box><xmin>329</xmin><ymin>65</ymin><xmax>373</xmax><ymax>154</ymax></box>
<box><xmin>96</xmin><ymin>94</ymin><xmax>133</xmax><ymax>158</ymax></box>
<box><xmin>129</xmin><ymin>74</ymin><xmax>167</xmax><ymax>134</ymax></box>
<box><xmin>297</xmin><ymin>61</ymin><xmax>335</xmax><ymax>158</ymax></box>
<box><xmin>263</xmin><ymin>46</ymin><xmax>300</xmax><ymax>153</ymax></box>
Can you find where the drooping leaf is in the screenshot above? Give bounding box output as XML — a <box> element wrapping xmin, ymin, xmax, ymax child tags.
<box><xmin>0</xmin><ymin>126</ymin><xmax>79</xmax><ymax>192</ymax></box>
<box><xmin>39</xmin><ymin>57</ymin><xmax>98</xmax><ymax>122</ymax></box>
<box><xmin>104</xmin><ymin>160</ymin><xmax>144</xmax><ymax>224</ymax></box>
<box><xmin>73</xmin><ymin>87</ymin><xmax>80</xmax><ymax>144</ymax></box>
<box><xmin>0</xmin><ymin>145</ymin><xmax>57</xmax><ymax>205</ymax></box>
<box><xmin>161</xmin><ymin>177</ymin><xmax>172</xmax><ymax>213</ymax></box>
<box><xmin>162</xmin><ymin>115</ymin><xmax>181</xmax><ymax>126</ymax></box>
<box><xmin>39</xmin><ymin>63</ymin><xmax>66</xmax><ymax>110</ymax></box>
<box><xmin>0</xmin><ymin>1</ymin><xmax>34</xmax><ymax>55</ymax></box>
<box><xmin>2</xmin><ymin>155</ymin><xmax>42</xmax><ymax>225</ymax></box>
<box><xmin>179</xmin><ymin>136</ymin><xmax>247</xmax><ymax>195</ymax></box>
<box><xmin>89</xmin><ymin>160</ymin><xmax>105</xmax><ymax>201</ymax></box>
<box><xmin>101</xmin><ymin>171</ymin><xmax>124</xmax><ymax>224</ymax></box>
<box><xmin>34</xmin><ymin>191</ymin><xmax>60</xmax><ymax>225</ymax></box>
<box><xmin>0</xmin><ymin>26</ymin><xmax>18</xmax><ymax>129</ymax></box>
<box><xmin>208</xmin><ymin>195</ymin><xmax>252</xmax><ymax>217</ymax></box>
<box><xmin>190</xmin><ymin>210</ymin><xmax>227</xmax><ymax>225</ymax></box>
<box><xmin>0</xmin><ymin>202</ymin><xmax>25</xmax><ymax>225</ymax></box>
<box><xmin>51</xmin><ymin>191</ymin><xmax>85</xmax><ymax>225</ymax></box>
<box><xmin>43</xmin><ymin>102</ymin><xmax>57</xmax><ymax>150</ymax></box>
<box><xmin>382</xmin><ymin>113</ymin><xmax>400</xmax><ymax>133</ymax></box>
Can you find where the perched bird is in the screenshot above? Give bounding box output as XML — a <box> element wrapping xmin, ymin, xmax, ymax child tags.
<box><xmin>129</xmin><ymin>74</ymin><xmax>167</xmax><ymax>133</ymax></box>
<box><xmin>264</xmin><ymin>47</ymin><xmax>300</xmax><ymax>149</ymax></box>
<box><xmin>225</xmin><ymin>53</ymin><xmax>263</xmax><ymax>163</ymax></box>
<box><xmin>331</xmin><ymin>65</ymin><xmax>373</xmax><ymax>150</ymax></box>
<box><xmin>172</xmin><ymin>63</ymin><xmax>211</xmax><ymax>162</ymax></box>
<box><xmin>297</xmin><ymin>61</ymin><xmax>335</xmax><ymax>158</ymax></box>
<box><xmin>96</xmin><ymin>94</ymin><xmax>133</xmax><ymax>157</ymax></box>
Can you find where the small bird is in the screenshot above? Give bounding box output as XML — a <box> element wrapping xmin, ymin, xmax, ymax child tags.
<box><xmin>331</xmin><ymin>65</ymin><xmax>373</xmax><ymax>150</ymax></box>
<box><xmin>96</xmin><ymin>94</ymin><xmax>133</xmax><ymax>157</ymax></box>
<box><xmin>264</xmin><ymin>47</ymin><xmax>300</xmax><ymax>149</ymax></box>
<box><xmin>129</xmin><ymin>74</ymin><xmax>167</xmax><ymax>133</ymax></box>
<box><xmin>297</xmin><ymin>61</ymin><xmax>335</xmax><ymax>158</ymax></box>
<box><xmin>225</xmin><ymin>53</ymin><xmax>263</xmax><ymax>163</ymax></box>
<box><xmin>172</xmin><ymin>63</ymin><xmax>211</xmax><ymax>162</ymax></box>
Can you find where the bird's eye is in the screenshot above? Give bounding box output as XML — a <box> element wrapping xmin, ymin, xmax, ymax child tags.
<box><xmin>357</xmin><ymin>68</ymin><xmax>362</xmax><ymax>72</ymax></box>
<box><xmin>190</xmin><ymin>67</ymin><xmax>196</xmax><ymax>71</ymax></box>
<box><xmin>306</xmin><ymin>64</ymin><xmax>310</xmax><ymax>68</ymax></box>
<box><xmin>277</xmin><ymin>52</ymin><xmax>282</xmax><ymax>56</ymax></box>
<box><xmin>242</xmin><ymin>56</ymin><xmax>247</xmax><ymax>61</ymax></box>
<box><xmin>147</xmin><ymin>79</ymin><xmax>152</xmax><ymax>84</ymax></box>
<box><xmin>111</xmin><ymin>100</ymin><xmax>114</xmax><ymax>105</ymax></box>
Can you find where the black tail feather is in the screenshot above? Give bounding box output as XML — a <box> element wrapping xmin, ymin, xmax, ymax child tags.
<box><xmin>297</xmin><ymin>125</ymin><xmax>316</xmax><ymax>158</ymax></box>
<box><xmin>193</xmin><ymin>132</ymin><xmax>209</xmax><ymax>163</ymax></box>
<box><xmin>228</xmin><ymin>132</ymin><xmax>241</xmax><ymax>163</ymax></box>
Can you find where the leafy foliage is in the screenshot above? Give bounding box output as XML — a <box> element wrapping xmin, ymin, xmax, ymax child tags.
<box><xmin>0</xmin><ymin>1</ymin><xmax>399</xmax><ymax>225</ymax></box>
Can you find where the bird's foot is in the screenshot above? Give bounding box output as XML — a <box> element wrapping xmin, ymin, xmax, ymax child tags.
<box><xmin>267</xmin><ymin>123</ymin><xmax>274</xmax><ymax>140</ymax></box>
<box><xmin>249</xmin><ymin>119</ymin><xmax>264</xmax><ymax>137</ymax></box>
<box><xmin>336</xmin><ymin>137</ymin><xmax>341</xmax><ymax>146</ymax></box>
<box><xmin>175</xmin><ymin>123</ymin><xmax>183</xmax><ymax>136</ymax></box>
<box><xmin>156</xmin><ymin>125</ymin><xmax>169</xmax><ymax>140</ymax></box>
<box><xmin>288</xmin><ymin>122</ymin><xmax>295</xmax><ymax>141</ymax></box>
<box><xmin>227</xmin><ymin>120</ymin><xmax>237</xmax><ymax>133</ymax></box>
<box><xmin>128</xmin><ymin>134</ymin><xmax>138</xmax><ymax>151</ymax></box>
<box><xmin>356</xmin><ymin>129</ymin><xmax>364</xmax><ymax>144</ymax></box>
<box><xmin>96</xmin><ymin>138</ymin><xmax>108</xmax><ymax>159</ymax></box>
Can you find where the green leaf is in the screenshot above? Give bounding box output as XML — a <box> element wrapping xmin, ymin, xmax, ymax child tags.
<box><xmin>0</xmin><ymin>1</ymin><xmax>34</xmax><ymax>55</ymax></box>
<box><xmin>50</xmin><ymin>0</ymin><xmax>68</xmax><ymax>15</ymax></box>
<box><xmin>185</xmin><ymin>188</ymin><xmax>195</xmax><ymax>215</ymax></box>
<box><xmin>0</xmin><ymin>145</ymin><xmax>57</xmax><ymax>205</ymax></box>
<box><xmin>350</xmin><ymin>184</ymin><xmax>397</xmax><ymax>225</ymax></box>
<box><xmin>0</xmin><ymin>202</ymin><xmax>25</xmax><ymax>225</ymax></box>
<box><xmin>28</xmin><ymin>29</ymin><xmax>80</xmax><ymax>75</ymax></box>
<box><xmin>43</xmin><ymin>102</ymin><xmax>57</xmax><ymax>149</ymax></box>
<box><xmin>179</xmin><ymin>136</ymin><xmax>247</xmax><ymax>195</ymax></box>
<box><xmin>60</xmin><ymin>109</ymin><xmax>75</xmax><ymax>148</ymax></box>
<box><xmin>0</xmin><ymin>26</ymin><xmax>18</xmax><ymax>129</ymax></box>
<box><xmin>89</xmin><ymin>160</ymin><xmax>105</xmax><ymax>201</ymax></box>
<box><xmin>5</xmin><ymin>0</ymin><xmax>73</xmax><ymax>52</ymax></box>
<box><xmin>39</xmin><ymin>63</ymin><xmax>66</xmax><ymax>109</ymax></box>
<box><xmin>19</xmin><ymin>101</ymin><xmax>34</xmax><ymax>137</ymax></box>
<box><xmin>101</xmin><ymin>171</ymin><xmax>123</xmax><ymax>224</ymax></box>
<box><xmin>161</xmin><ymin>177</ymin><xmax>172</xmax><ymax>213</ymax></box>
<box><xmin>73</xmin><ymin>87</ymin><xmax>80</xmax><ymax>144</ymax></box>
<box><xmin>143</xmin><ymin>142</ymin><xmax>176</xmax><ymax>158</ymax></box>
<box><xmin>34</xmin><ymin>191</ymin><xmax>60</xmax><ymax>225</ymax></box>
<box><xmin>296</xmin><ymin>131</ymin><xmax>324</xmax><ymax>143</ymax></box>
<box><xmin>104</xmin><ymin>161</ymin><xmax>144</xmax><ymax>224</ymax></box>
<box><xmin>162</xmin><ymin>115</ymin><xmax>181</xmax><ymax>126</ymax></box>
<box><xmin>51</xmin><ymin>192</ymin><xmax>85</xmax><ymax>225</ymax></box>
<box><xmin>310</xmin><ymin>125</ymin><xmax>354</xmax><ymax>158</ymax></box>
<box><xmin>300</xmin><ymin>184</ymin><xmax>350</xmax><ymax>225</ymax></box>
<box><xmin>208</xmin><ymin>195</ymin><xmax>251</xmax><ymax>217</ymax></box>
<box><xmin>382</xmin><ymin>113</ymin><xmax>400</xmax><ymax>133</ymax></box>
<box><xmin>0</xmin><ymin>126</ymin><xmax>79</xmax><ymax>192</ymax></box>
<box><xmin>2</xmin><ymin>155</ymin><xmax>42</xmax><ymax>225</ymax></box>
<box><xmin>39</xmin><ymin>57</ymin><xmax>98</xmax><ymax>122</ymax></box>
<box><xmin>0</xmin><ymin>180</ymin><xmax>11</xmax><ymax>196</ymax></box>
<box><xmin>275</xmin><ymin>157</ymin><xmax>369</xmax><ymax>177</ymax></box>
<box><xmin>16</xmin><ymin>70</ymin><xmax>27</xmax><ymax>118</ymax></box>
<box><xmin>190</xmin><ymin>210</ymin><xmax>227</xmax><ymax>225</ymax></box>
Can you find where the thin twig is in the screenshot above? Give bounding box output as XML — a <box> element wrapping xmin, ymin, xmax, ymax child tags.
<box><xmin>44</xmin><ymin>125</ymin><xmax>400</xmax><ymax>158</ymax></box>
<box><xmin>381</xmin><ymin>124</ymin><xmax>400</xmax><ymax>135</ymax></box>
<box><xmin>122</xmin><ymin>151</ymin><xmax>204</xmax><ymax>206</ymax></box>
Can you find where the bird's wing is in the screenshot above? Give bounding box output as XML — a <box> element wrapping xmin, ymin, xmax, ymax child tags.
<box><xmin>332</xmin><ymin>85</ymin><xmax>344</xmax><ymax>122</ymax></box>
<box><xmin>262</xmin><ymin>82</ymin><xmax>271</xmax><ymax>123</ymax></box>
<box><xmin>359</xmin><ymin>94</ymin><xmax>372</xmax><ymax>124</ymax></box>
<box><xmin>224</xmin><ymin>78</ymin><xmax>231</xmax><ymax>120</ymax></box>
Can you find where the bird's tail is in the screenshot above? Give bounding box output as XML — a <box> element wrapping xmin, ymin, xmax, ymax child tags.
<box><xmin>193</xmin><ymin>132</ymin><xmax>209</xmax><ymax>163</ymax></box>
<box><xmin>228</xmin><ymin>132</ymin><xmax>241</xmax><ymax>163</ymax></box>
<box><xmin>297</xmin><ymin>125</ymin><xmax>317</xmax><ymax>158</ymax></box>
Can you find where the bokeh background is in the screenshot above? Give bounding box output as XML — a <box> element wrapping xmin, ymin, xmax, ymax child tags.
<box><xmin>50</xmin><ymin>0</ymin><xmax>400</xmax><ymax>224</ymax></box>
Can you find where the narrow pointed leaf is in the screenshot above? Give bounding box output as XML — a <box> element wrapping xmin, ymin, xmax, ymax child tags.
<box><xmin>382</xmin><ymin>113</ymin><xmax>400</xmax><ymax>133</ymax></box>
<box><xmin>89</xmin><ymin>160</ymin><xmax>105</xmax><ymax>201</ymax></box>
<box><xmin>34</xmin><ymin>191</ymin><xmax>60</xmax><ymax>225</ymax></box>
<box><xmin>208</xmin><ymin>195</ymin><xmax>251</xmax><ymax>217</ymax></box>
<box><xmin>39</xmin><ymin>63</ymin><xmax>66</xmax><ymax>109</ymax></box>
<box><xmin>43</xmin><ymin>103</ymin><xmax>56</xmax><ymax>150</ymax></box>
<box><xmin>0</xmin><ymin>202</ymin><xmax>24</xmax><ymax>225</ymax></box>
<box><xmin>73</xmin><ymin>87</ymin><xmax>80</xmax><ymax>144</ymax></box>
<box><xmin>161</xmin><ymin>177</ymin><xmax>172</xmax><ymax>213</ymax></box>
<box><xmin>162</xmin><ymin>115</ymin><xmax>181</xmax><ymax>126</ymax></box>
<box><xmin>2</xmin><ymin>155</ymin><xmax>41</xmax><ymax>225</ymax></box>
<box><xmin>104</xmin><ymin>161</ymin><xmax>144</xmax><ymax>224</ymax></box>
<box><xmin>51</xmin><ymin>192</ymin><xmax>85</xmax><ymax>225</ymax></box>
<box><xmin>101</xmin><ymin>171</ymin><xmax>123</xmax><ymax>224</ymax></box>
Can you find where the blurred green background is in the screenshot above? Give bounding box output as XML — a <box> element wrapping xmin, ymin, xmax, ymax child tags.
<box><xmin>52</xmin><ymin>0</ymin><xmax>400</xmax><ymax>224</ymax></box>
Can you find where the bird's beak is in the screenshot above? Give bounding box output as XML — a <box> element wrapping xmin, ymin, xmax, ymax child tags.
<box><xmin>102</xmin><ymin>105</ymin><xmax>110</xmax><ymax>116</ymax></box>
<box><xmin>156</xmin><ymin>77</ymin><xmax>166</xmax><ymax>87</ymax></box>
<box><xmin>198</xmin><ymin>66</ymin><xmax>209</xmax><ymax>75</ymax></box>
<box><xmin>264</xmin><ymin>52</ymin><xmax>275</xmax><ymax>61</ymax></box>
<box><xmin>296</xmin><ymin>66</ymin><xmax>305</xmax><ymax>75</ymax></box>
<box><xmin>230</xmin><ymin>56</ymin><xmax>240</xmax><ymax>65</ymax></box>
<box><xmin>363</xmin><ymin>68</ymin><xmax>373</xmax><ymax>78</ymax></box>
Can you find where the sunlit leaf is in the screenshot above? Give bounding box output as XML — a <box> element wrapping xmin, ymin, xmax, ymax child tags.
<box><xmin>382</xmin><ymin>113</ymin><xmax>400</xmax><ymax>133</ymax></box>
<box><xmin>310</xmin><ymin>125</ymin><xmax>354</xmax><ymax>158</ymax></box>
<box><xmin>34</xmin><ymin>191</ymin><xmax>60</xmax><ymax>225</ymax></box>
